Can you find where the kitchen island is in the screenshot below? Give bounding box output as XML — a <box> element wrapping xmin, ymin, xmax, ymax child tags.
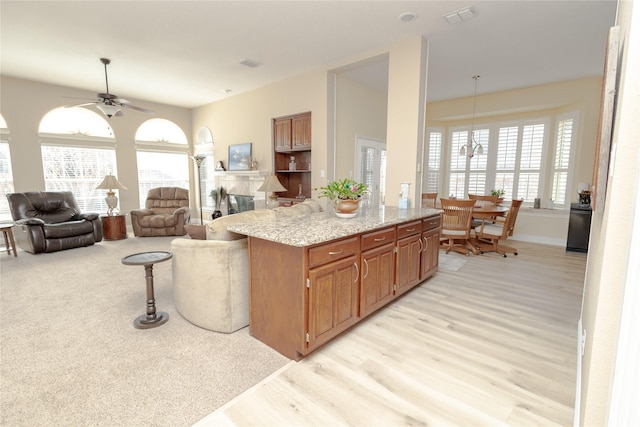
<box><xmin>228</xmin><ymin>205</ymin><xmax>442</xmax><ymax>360</ymax></box>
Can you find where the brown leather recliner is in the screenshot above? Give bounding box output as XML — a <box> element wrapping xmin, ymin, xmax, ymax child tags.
<box><xmin>6</xmin><ymin>191</ymin><xmax>103</xmax><ymax>254</ymax></box>
<box><xmin>130</xmin><ymin>187</ymin><xmax>190</xmax><ymax>237</ymax></box>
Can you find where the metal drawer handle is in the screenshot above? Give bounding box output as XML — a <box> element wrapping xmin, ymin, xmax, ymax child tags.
<box><xmin>418</xmin><ymin>237</ymin><xmax>423</xmax><ymax>253</ymax></box>
<box><xmin>405</xmin><ymin>228</ymin><xmax>416</xmax><ymax>232</ymax></box>
<box><xmin>374</xmin><ymin>237</ymin><xmax>386</xmax><ymax>242</ymax></box>
<box><xmin>363</xmin><ymin>259</ymin><xmax>369</xmax><ymax>279</ymax></box>
<box><xmin>353</xmin><ymin>262</ymin><xmax>359</xmax><ymax>283</ymax></box>
<box><xmin>328</xmin><ymin>249</ymin><xmax>344</xmax><ymax>255</ymax></box>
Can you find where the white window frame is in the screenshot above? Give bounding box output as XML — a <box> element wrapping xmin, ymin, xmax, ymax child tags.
<box><xmin>135</xmin><ymin>119</ymin><xmax>190</xmax><ymax>208</ymax></box>
<box><xmin>550</xmin><ymin>111</ymin><xmax>579</xmax><ymax>208</ymax></box>
<box><xmin>434</xmin><ymin>110</ymin><xmax>578</xmax><ymax>209</ymax></box>
<box><xmin>38</xmin><ymin>107</ymin><xmax>118</xmax><ymax>214</ymax></box>
<box><xmin>424</xmin><ymin>128</ymin><xmax>444</xmax><ymax>196</ymax></box>
<box><xmin>0</xmin><ymin>128</ymin><xmax>14</xmax><ymax>220</ymax></box>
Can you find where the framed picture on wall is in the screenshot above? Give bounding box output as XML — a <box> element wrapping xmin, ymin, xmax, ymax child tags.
<box><xmin>228</xmin><ymin>143</ymin><xmax>252</xmax><ymax>171</ymax></box>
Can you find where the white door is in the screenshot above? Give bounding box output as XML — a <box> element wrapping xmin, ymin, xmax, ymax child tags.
<box><xmin>356</xmin><ymin>136</ymin><xmax>386</xmax><ymax>206</ymax></box>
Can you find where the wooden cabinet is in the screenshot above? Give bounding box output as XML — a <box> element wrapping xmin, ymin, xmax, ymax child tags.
<box><xmin>420</xmin><ymin>217</ymin><xmax>441</xmax><ymax>280</ymax></box>
<box><xmin>291</xmin><ymin>113</ymin><xmax>311</xmax><ymax>150</ymax></box>
<box><xmin>308</xmin><ymin>253</ymin><xmax>359</xmax><ymax>352</ymax></box>
<box><xmin>395</xmin><ymin>220</ymin><xmax>422</xmax><ymax>296</ymax></box>
<box><xmin>273</xmin><ymin>112</ymin><xmax>311</xmax><ymax>199</ymax></box>
<box><xmin>247</xmin><ymin>215</ymin><xmax>441</xmax><ymax>360</ymax></box>
<box><xmin>274</xmin><ymin>118</ymin><xmax>292</xmax><ymax>152</ymax></box>
<box><xmin>360</xmin><ymin>227</ymin><xmax>396</xmax><ymax>317</ymax></box>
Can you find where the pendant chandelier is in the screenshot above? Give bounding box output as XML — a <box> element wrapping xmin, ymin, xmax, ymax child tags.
<box><xmin>460</xmin><ymin>75</ymin><xmax>484</xmax><ymax>158</ymax></box>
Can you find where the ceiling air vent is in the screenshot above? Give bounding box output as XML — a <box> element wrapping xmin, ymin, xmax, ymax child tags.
<box><xmin>240</xmin><ymin>58</ymin><xmax>261</xmax><ymax>68</ymax></box>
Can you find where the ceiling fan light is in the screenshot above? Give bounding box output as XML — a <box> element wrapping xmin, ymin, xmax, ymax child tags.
<box><xmin>459</xmin><ymin>145</ymin><xmax>466</xmax><ymax>156</ymax></box>
<box><xmin>477</xmin><ymin>144</ymin><xmax>484</xmax><ymax>155</ymax></box>
<box><xmin>97</xmin><ymin>103</ymin><xmax>122</xmax><ymax>118</ymax></box>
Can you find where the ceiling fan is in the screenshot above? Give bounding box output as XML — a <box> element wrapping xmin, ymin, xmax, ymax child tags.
<box><xmin>65</xmin><ymin>58</ymin><xmax>155</xmax><ymax>118</ymax></box>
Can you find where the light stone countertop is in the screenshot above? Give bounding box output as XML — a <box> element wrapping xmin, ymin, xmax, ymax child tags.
<box><xmin>227</xmin><ymin>206</ymin><xmax>442</xmax><ymax>247</ymax></box>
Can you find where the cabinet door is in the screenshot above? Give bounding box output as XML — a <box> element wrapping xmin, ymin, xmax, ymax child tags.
<box><xmin>396</xmin><ymin>234</ymin><xmax>422</xmax><ymax>295</ymax></box>
<box><xmin>292</xmin><ymin>113</ymin><xmax>311</xmax><ymax>150</ymax></box>
<box><xmin>420</xmin><ymin>227</ymin><xmax>440</xmax><ymax>280</ymax></box>
<box><xmin>360</xmin><ymin>243</ymin><xmax>395</xmax><ymax>317</ymax></box>
<box><xmin>274</xmin><ymin>118</ymin><xmax>292</xmax><ymax>152</ymax></box>
<box><xmin>307</xmin><ymin>255</ymin><xmax>359</xmax><ymax>351</ymax></box>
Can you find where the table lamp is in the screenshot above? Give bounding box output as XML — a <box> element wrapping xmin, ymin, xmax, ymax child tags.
<box><xmin>96</xmin><ymin>174</ymin><xmax>127</xmax><ymax>215</ymax></box>
<box><xmin>257</xmin><ymin>175</ymin><xmax>287</xmax><ymax>209</ymax></box>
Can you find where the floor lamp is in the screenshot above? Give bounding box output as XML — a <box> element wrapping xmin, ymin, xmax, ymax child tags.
<box><xmin>191</xmin><ymin>155</ymin><xmax>205</xmax><ymax>225</ymax></box>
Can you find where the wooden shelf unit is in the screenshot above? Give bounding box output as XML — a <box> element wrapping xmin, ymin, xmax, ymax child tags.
<box><xmin>273</xmin><ymin>112</ymin><xmax>311</xmax><ymax>199</ymax></box>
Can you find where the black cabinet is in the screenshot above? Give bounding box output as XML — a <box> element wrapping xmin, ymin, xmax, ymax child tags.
<box><xmin>566</xmin><ymin>203</ymin><xmax>592</xmax><ymax>253</ymax></box>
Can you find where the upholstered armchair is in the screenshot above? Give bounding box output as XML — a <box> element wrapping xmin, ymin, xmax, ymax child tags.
<box><xmin>6</xmin><ymin>191</ymin><xmax>103</xmax><ymax>254</ymax></box>
<box><xmin>130</xmin><ymin>187</ymin><xmax>190</xmax><ymax>237</ymax></box>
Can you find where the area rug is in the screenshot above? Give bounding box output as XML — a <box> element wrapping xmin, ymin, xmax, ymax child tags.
<box><xmin>438</xmin><ymin>252</ymin><xmax>469</xmax><ymax>271</ymax></box>
<box><xmin>0</xmin><ymin>235</ymin><xmax>289</xmax><ymax>427</ymax></box>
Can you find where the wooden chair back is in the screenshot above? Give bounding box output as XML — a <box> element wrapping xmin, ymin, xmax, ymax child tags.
<box><xmin>502</xmin><ymin>199</ymin><xmax>523</xmax><ymax>237</ymax></box>
<box><xmin>468</xmin><ymin>194</ymin><xmax>499</xmax><ymax>207</ymax></box>
<box><xmin>421</xmin><ymin>193</ymin><xmax>438</xmax><ymax>208</ymax></box>
<box><xmin>440</xmin><ymin>198</ymin><xmax>475</xmax><ymax>236</ymax></box>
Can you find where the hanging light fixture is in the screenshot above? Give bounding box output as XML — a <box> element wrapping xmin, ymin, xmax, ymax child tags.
<box><xmin>460</xmin><ymin>75</ymin><xmax>484</xmax><ymax>159</ymax></box>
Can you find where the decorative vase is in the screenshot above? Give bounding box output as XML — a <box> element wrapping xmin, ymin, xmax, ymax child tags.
<box><xmin>334</xmin><ymin>199</ymin><xmax>360</xmax><ymax>218</ymax></box>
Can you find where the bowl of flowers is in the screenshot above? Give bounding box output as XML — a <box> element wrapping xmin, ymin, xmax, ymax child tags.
<box><xmin>317</xmin><ymin>178</ymin><xmax>369</xmax><ymax>218</ymax></box>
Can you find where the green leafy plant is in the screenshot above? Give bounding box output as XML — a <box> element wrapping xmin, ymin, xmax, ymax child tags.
<box><xmin>491</xmin><ymin>189</ymin><xmax>505</xmax><ymax>197</ymax></box>
<box><xmin>316</xmin><ymin>178</ymin><xmax>369</xmax><ymax>202</ymax></box>
<box><xmin>209</xmin><ymin>186</ymin><xmax>227</xmax><ymax>209</ymax></box>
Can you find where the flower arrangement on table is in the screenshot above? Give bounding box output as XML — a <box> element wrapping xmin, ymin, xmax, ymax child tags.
<box><xmin>316</xmin><ymin>178</ymin><xmax>369</xmax><ymax>202</ymax></box>
<box><xmin>490</xmin><ymin>188</ymin><xmax>505</xmax><ymax>205</ymax></box>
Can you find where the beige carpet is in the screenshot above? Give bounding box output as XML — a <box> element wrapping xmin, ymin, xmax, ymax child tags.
<box><xmin>0</xmin><ymin>234</ymin><xmax>289</xmax><ymax>427</ymax></box>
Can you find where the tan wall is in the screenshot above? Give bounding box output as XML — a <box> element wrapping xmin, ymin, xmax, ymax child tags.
<box><xmin>0</xmin><ymin>75</ymin><xmax>192</xmax><ymax>214</ymax></box>
<box><xmin>580</xmin><ymin>1</ymin><xmax>640</xmax><ymax>424</ymax></box>
<box><xmin>335</xmin><ymin>74</ymin><xmax>388</xmax><ymax>179</ymax></box>
<box><xmin>425</xmin><ymin>77</ymin><xmax>603</xmax><ymax>245</ymax></box>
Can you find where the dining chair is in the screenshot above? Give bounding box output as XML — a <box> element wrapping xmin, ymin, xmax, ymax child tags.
<box><xmin>473</xmin><ymin>199</ymin><xmax>523</xmax><ymax>257</ymax></box>
<box><xmin>421</xmin><ymin>193</ymin><xmax>438</xmax><ymax>208</ymax></box>
<box><xmin>439</xmin><ymin>198</ymin><xmax>476</xmax><ymax>256</ymax></box>
<box><xmin>469</xmin><ymin>194</ymin><xmax>500</xmax><ymax>228</ymax></box>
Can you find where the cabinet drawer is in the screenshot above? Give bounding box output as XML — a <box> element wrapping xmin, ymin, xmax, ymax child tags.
<box><xmin>422</xmin><ymin>215</ymin><xmax>441</xmax><ymax>232</ymax></box>
<box><xmin>361</xmin><ymin>227</ymin><xmax>396</xmax><ymax>252</ymax></box>
<box><xmin>308</xmin><ymin>237</ymin><xmax>359</xmax><ymax>269</ymax></box>
<box><xmin>397</xmin><ymin>221</ymin><xmax>421</xmax><ymax>240</ymax></box>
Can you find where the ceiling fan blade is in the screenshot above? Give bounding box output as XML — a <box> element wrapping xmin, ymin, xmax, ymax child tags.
<box><xmin>121</xmin><ymin>103</ymin><xmax>155</xmax><ymax>114</ymax></box>
<box><xmin>65</xmin><ymin>101</ymin><xmax>99</xmax><ymax>108</ymax></box>
<box><xmin>64</xmin><ymin>96</ymin><xmax>100</xmax><ymax>101</ymax></box>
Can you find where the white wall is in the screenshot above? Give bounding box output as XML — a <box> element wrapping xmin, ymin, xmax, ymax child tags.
<box><xmin>0</xmin><ymin>76</ymin><xmax>193</xmax><ymax>215</ymax></box>
<box><xmin>580</xmin><ymin>1</ymin><xmax>640</xmax><ymax>424</ymax></box>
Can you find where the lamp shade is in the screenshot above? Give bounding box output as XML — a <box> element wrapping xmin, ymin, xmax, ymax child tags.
<box><xmin>96</xmin><ymin>174</ymin><xmax>127</xmax><ymax>191</ymax></box>
<box><xmin>96</xmin><ymin>103</ymin><xmax>122</xmax><ymax>118</ymax></box>
<box><xmin>257</xmin><ymin>175</ymin><xmax>286</xmax><ymax>193</ymax></box>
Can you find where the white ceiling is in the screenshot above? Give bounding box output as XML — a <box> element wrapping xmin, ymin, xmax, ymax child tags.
<box><xmin>0</xmin><ymin>1</ymin><xmax>617</xmax><ymax>109</ymax></box>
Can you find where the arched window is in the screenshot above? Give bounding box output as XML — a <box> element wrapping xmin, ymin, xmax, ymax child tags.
<box><xmin>39</xmin><ymin>107</ymin><xmax>118</xmax><ymax>212</ymax></box>
<box><xmin>0</xmin><ymin>113</ymin><xmax>14</xmax><ymax>220</ymax></box>
<box><xmin>135</xmin><ymin>119</ymin><xmax>189</xmax><ymax>208</ymax></box>
<box><xmin>135</xmin><ymin>118</ymin><xmax>187</xmax><ymax>144</ymax></box>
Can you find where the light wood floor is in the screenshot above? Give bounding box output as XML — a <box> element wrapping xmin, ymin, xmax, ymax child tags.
<box><xmin>195</xmin><ymin>241</ymin><xmax>586</xmax><ymax>427</ymax></box>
